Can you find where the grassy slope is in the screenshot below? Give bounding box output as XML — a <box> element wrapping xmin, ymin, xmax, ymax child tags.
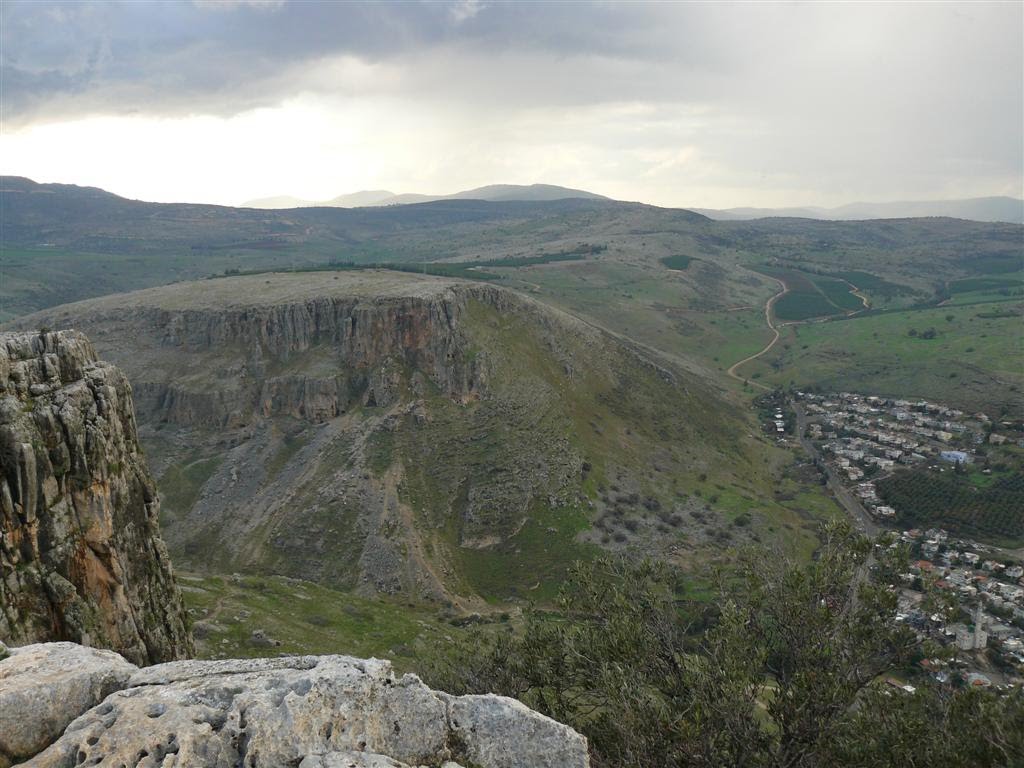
<box><xmin>721</xmin><ymin>217</ymin><xmax>1023</xmax><ymax>303</ymax></box>
<box><xmin>486</xmin><ymin>251</ymin><xmax>1013</xmax><ymax>412</ymax></box>
<box><xmin>748</xmin><ymin>299</ymin><xmax>1023</xmax><ymax>416</ymax></box>
<box><xmin>0</xmin><ymin>245</ymin><xmax>336</xmax><ymax>323</ymax></box>
<box><xmin>366</xmin><ymin>296</ymin><xmax>745</xmax><ymax>602</ymax></box>
<box><xmin>12</xmin><ymin>264</ymin><xmax>840</xmax><ymax>605</ymax></box>
<box><xmin>134</xmin><ymin>280</ymin><xmax>834</xmax><ymax>608</ymax></box>
<box><xmin>4</xmin><ymin>190</ymin><xmax>1020</xmax><ymax>420</ymax></box>
<box><xmin>179</xmin><ymin>571</ymin><xmax>486</xmax><ymax>671</ymax></box>
<box><xmin>466</xmin><ymin>298</ymin><xmax>842</xmax><ymax>562</ymax></box>
<box><xmin>291</xmin><ymin>294</ymin><xmax>839</xmax><ymax>604</ymax></box>
<box><xmin>8</xmin><ymin>193</ymin><xmax>1018</xmax><ymax>577</ymax></box>
<box><xmin>496</xmin><ymin>258</ymin><xmax>775</xmax><ymax>377</ymax></box>
<box><xmin>5</xmin><ymin>183</ymin><xmax>1019</xmax><ymax>323</ymax></box>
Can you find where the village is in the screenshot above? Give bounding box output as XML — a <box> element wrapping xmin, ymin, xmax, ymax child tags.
<box><xmin>893</xmin><ymin>526</ymin><xmax>1024</xmax><ymax>689</ymax></box>
<box><xmin>782</xmin><ymin>391</ymin><xmax>1024</xmax><ymax>689</ymax></box>
<box><xmin>792</xmin><ymin>391</ymin><xmax>1021</xmax><ymax>522</ymax></box>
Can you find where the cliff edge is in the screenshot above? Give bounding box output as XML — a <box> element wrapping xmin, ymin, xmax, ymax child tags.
<box><xmin>0</xmin><ymin>331</ymin><xmax>193</xmax><ymax>664</ymax></box>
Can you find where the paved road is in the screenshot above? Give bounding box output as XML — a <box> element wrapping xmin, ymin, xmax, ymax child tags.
<box><xmin>791</xmin><ymin>399</ymin><xmax>880</xmax><ymax>537</ymax></box>
<box><xmin>789</xmin><ymin>400</ymin><xmax>881</xmax><ymax>616</ymax></box>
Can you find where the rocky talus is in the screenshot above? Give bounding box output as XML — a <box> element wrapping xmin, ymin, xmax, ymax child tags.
<box><xmin>0</xmin><ymin>642</ymin><xmax>590</xmax><ymax>768</ymax></box>
<box><xmin>0</xmin><ymin>331</ymin><xmax>192</xmax><ymax>664</ymax></box>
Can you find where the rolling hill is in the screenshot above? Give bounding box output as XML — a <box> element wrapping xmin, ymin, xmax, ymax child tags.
<box><xmin>3</xmin><ymin>176</ymin><xmax>1020</xmax><ymax>415</ymax></box>
<box><xmin>694</xmin><ymin>196</ymin><xmax>1024</xmax><ymax>224</ymax></box>
<box><xmin>242</xmin><ymin>183</ymin><xmax>609</xmax><ymax>209</ymax></box>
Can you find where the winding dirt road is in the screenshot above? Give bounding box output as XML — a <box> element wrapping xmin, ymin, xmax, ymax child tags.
<box><xmin>727</xmin><ymin>276</ymin><xmax>787</xmax><ymax>388</ymax></box>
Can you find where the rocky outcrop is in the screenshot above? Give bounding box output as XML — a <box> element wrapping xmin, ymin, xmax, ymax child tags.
<box><xmin>7</xmin><ymin>642</ymin><xmax>590</xmax><ymax>768</ymax></box>
<box><xmin>28</xmin><ymin>276</ymin><xmax>493</xmax><ymax>429</ymax></box>
<box><xmin>6</xmin><ymin>277</ymin><xmax>573</xmax><ymax>599</ymax></box>
<box><xmin>0</xmin><ymin>331</ymin><xmax>192</xmax><ymax>664</ymax></box>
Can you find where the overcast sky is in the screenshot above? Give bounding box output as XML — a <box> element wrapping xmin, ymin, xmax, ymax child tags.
<box><xmin>1</xmin><ymin>1</ymin><xmax>1021</xmax><ymax>208</ymax></box>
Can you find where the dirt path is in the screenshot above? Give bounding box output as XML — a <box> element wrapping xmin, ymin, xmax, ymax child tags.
<box><xmin>727</xmin><ymin>276</ymin><xmax>787</xmax><ymax>388</ymax></box>
<box><xmin>202</xmin><ymin>589</ymin><xmax>230</xmax><ymax>626</ymax></box>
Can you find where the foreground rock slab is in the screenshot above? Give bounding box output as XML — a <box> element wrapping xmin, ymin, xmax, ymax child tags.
<box><xmin>12</xmin><ymin>643</ymin><xmax>589</xmax><ymax>768</ymax></box>
<box><xmin>0</xmin><ymin>643</ymin><xmax>137</xmax><ymax>768</ymax></box>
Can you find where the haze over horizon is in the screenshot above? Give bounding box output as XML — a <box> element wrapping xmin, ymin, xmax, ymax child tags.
<box><xmin>1</xmin><ymin>1</ymin><xmax>1022</xmax><ymax>209</ymax></box>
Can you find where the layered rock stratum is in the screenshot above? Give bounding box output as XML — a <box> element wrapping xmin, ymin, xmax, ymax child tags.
<box><xmin>0</xmin><ymin>331</ymin><xmax>192</xmax><ymax>664</ymax></box>
<box><xmin>18</xmin><ymin>272</ymin><xmax>496</xmax><ymax>427</ymax></box>
<box><xmin>1</xmin><ymin>642</ymin><xmax>589</xmax><ymax>768</ymax></box>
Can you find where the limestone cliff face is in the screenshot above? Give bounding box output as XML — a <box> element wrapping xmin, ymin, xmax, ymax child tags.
<box><xmin>122</xmin><ymin>290</ymin><xmax>488</xmax><ymax>428</ymax></box>
<box><xmin>0</xmin><ymin>331</ymin><xmax>193</xmax><ymax>664</ymax></box>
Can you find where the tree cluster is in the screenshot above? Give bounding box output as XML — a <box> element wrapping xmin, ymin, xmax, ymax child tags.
<box><xmin>423</xmin><ymin>523</ymin><xmax>1023</xmax><ymax>767</ymax></box>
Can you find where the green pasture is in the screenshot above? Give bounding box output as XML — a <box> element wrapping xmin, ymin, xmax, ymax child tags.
<box><xmin>749</xmin><ymin>299</ymin><xmax>1023</xmax><ymax>416</ymax></box>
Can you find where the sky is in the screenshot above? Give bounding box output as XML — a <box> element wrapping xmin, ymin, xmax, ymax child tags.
<box><xmin>1</xmin><ymin>0</ymin><xmax>1022</xmax><ymax>209</ymax></box>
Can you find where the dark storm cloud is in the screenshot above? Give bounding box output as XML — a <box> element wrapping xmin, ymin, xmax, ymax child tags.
<box><xmin>0</xmin><ymin>1</ymin><xmax>737</xmax><ymax>122</ymax></box>
<box><xmin>5</xmin><ymin>2</ymin><xmax>1017</xmax><ymax>126</ymax></box>
<box><xmin>1</xmin><ymin>1</ymin><xmax>1020</xmax><ymax>205</ymax></box>
<box><xmin>1</xmin><ymin>1</ymin><xmax>436</xmax><ymax>119</ymax></box>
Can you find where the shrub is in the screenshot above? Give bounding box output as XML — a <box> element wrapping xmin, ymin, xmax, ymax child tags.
<box><xmin>421</xmin><ymin>523</ymin><xmax>1022</xmax><ymax>768</ymax></box>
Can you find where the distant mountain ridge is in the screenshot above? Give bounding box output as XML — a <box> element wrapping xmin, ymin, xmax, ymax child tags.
<box><xmin>692</xmin><ymin>196</ymin><xmax>1024</xmax><ymax>224</ymax></box>
<box><xmin>242</xmin><ymin>183</ymin><xmax>609</xmax><ymax>209</ymax></box>
<box><xmin>4</xmin><ymin>175</ymin><xmax>1022</xmax><ymax>328</ymax></box>
<box><xmin>8</xmin><ymin>176</ymin><xmax>1017</xmax><ymax>224</ymax></box>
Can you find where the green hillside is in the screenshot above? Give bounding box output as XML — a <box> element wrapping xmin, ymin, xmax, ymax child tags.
<box><xmin>748</xmin><ymin>299</ymin><xmax>1023</xmax><ymax>416</ymax></box>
